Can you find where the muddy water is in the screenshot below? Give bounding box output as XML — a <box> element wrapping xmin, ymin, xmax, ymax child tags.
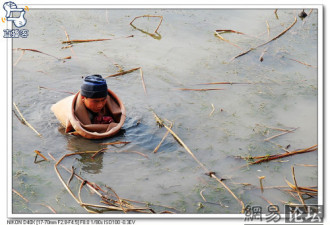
<box><xmin>12</xmin><ymin>8</ymin><xmax>318</xmax><ymax>214</ymax></box>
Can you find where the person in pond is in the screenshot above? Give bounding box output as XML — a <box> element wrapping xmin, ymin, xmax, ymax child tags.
<box><xmin>80</xmin><ymin>75</ymin><xmax>114</xmax><ymax>124</ymax></box>
<box><xmin>51</xmin><ymin>74</ymin><xmax>126</xmax><ymax>139</ymax></box>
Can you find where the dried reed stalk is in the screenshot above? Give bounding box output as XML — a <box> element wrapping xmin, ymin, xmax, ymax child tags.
<box><xmin>91</xmin><ymin>148</ymin><xmax>107</xmax><ymax>159</ymax></box>
<box><xmin>104</xmin><ymin>67</ymin><xmax>140</xmax><ymax>78</ymax></box>
<box><xmin>112</xmin><ymin>150</ymin><xmax>149</xmax><ymax>159</ymax></box>
<box><xmin>214</xmin><ymin>31</ymin><xmax>242</xmax><ymax>49</ymax></box>
<box><xmin>32</xmin><ymin>203</ymin><xmax>57</xmax><ymax>214</ymax></box>
<box><xmin>231</xmin><ymin>17</ymin><xmax>297</xmax><ymax>61</ymax></box>
<box><xmin>291</xmin><ymin>166</ymin><xmax>307</xmax><ymax>210</ymax></box>
<box><xmin>258</xmin><ymin>176</ymin><xmax>265</xmax><ymax>193</ymax></box>
<box><xmin>13</xmin><ymin>189</ymin><xmax>57</xmax><ymax>213</ymax></box>
<box><xmin>255</xmin><ymin>124</ymin><xmax>295</xmax><ymax>132</ymax></box>
<box><xmin>154</xmin><ymin>122</ymin><xmax>173</xmax><ymax>153</ymax></box>
<box><xmin>34</xmin><ymin>150</ymin><xmax>48</xmax><ymax>161</ymax></box>
<box><xmin>100</xmin><ymin>141</ymin><xmax>131</xmax><ymax>146</ymax></box>
<box><xmin>14</xmin><ymin>48</ymin><xmax>68</xmax><ymax>61</ymax></box>
<box><xmin>260</xmin><ymin>196</ymin><xmax>280</xmax><ymax>214</ymax></box>
<box><xmin>274</xmin><ymin>9</ymin><xmax>279</xmax><ymax>19</ymax></box>
<box><xmin>264</xmin><ymin>127</ymin><xmax>298</xmax><ymax>142</ymax></box>
<box><xmin>62</xmin><ymin>35</ymin><xmax>134</xmax><ymax>44</ymax></box>
<box><xmin>39</xmin><ymin>86</ymin><xmax>75</xmax><ymax>95</ymax></box>
<box><xmin>105</xmin><ymin>185</ymin><xmax>126</xmax><ymax>213</ymax></box>
<box><xmin>13</xmin><ymin>102</ymin><xmax>42</xmax><ymax>137</ymax></box>
<box><xmin>246</xmin><ymin>145</ymin><xmax>317</xmax><ymax>165</ymax></box>
<box><xmin>178</xmin><ymin>88</ymin><xmax>224</xmax><ymax>91</ymax></box>
<box><xmin>209</xmin><ymin>104</ymin><xmax>215</xmax><ymax>117</ymax></box>
<box><xmin>215</xmin><ymin>29</ymin><xmax>246</xmax><ymax>35</ymax></box>
<box><xmin>294</xmin><ymin>164</ymin><xmax>317</xmax><ymax>167</ymax></box>
<box><xmin>14</xmin><ymin>49</ymin><xmax>25</xmax><ymax>66</ymax></box>
<box><xmin>287</xmin><ymin>57</ymin><xmax>317</xmax><ymax>68</ymax></box>
<box><xmin>12</xmin><ymin>189</ymin><xmax>29</xmax><ymax>202</ymax></box>
<box><xmin>259</xmin><ymin>47</ymin><xmax>268</xmax><ymax>62</ymax></box>
<box><xmin>200</xmin><ymin>189</ymin><xmax>207</xmax><ymax>202</ymax></box>
<box><xmin>61</xmin><ymin>26</ymin><xmax>76</xmax><ymax>57</ymax></box>
<box><xmin>152</xmin><ymin>111</ymin><xmax>245</xmax><ymax>213</ymax></box>
<box><xmin>139</xmin><ymin>67</ymin><xmax>147</xmax><ymax>95</ymax></box>
<box><xmin>67</xmin><ymin>166</ymin><xmax>75</xmax><ymax>186</ymax></box>
<box><xmin>266</xmin><ymin>21</ymin><xmax>270</xmax><ymax>37</ymax></box>
<box><xmin>197</xmin><ymin>82</ymin><xmax>252</xmax><ymax>85</ymax></box>
<box><xmin>54</xmin><ymin>151</ymin><xmax>152</xmax><ymax>213</ymax></box>
<box><xmin>130</xmin><ymin>15</ymin><xmax>163</xmax><ymax>33</ymax></box>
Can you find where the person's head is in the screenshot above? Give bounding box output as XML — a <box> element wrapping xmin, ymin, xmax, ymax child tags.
<box><xmin>81</xmin><ymin>75</ymin><xmax>108</xmax><ymax>113</ymax></box>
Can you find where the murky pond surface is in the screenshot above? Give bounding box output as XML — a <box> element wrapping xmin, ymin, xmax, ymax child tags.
<box><xmin>12</xmin><ymin>8</ymin><xmax>318</xmax><ymax>214</ymax></box>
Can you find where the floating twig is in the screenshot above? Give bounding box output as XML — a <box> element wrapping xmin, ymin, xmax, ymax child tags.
<box><xmin>178</xmin><ymin>88</ymin><xmax>224</xmax><ymax>91</ymax></box>
<box><xmin>61</xmin><ymin>26</ymin><xmax>76</xmax><ymax>57</ymax></box>
<box><xmin>152</xmin><ymin>111</ymin><xmax>245</xmax><ymax>213</ymax></box>
<box><xmin>197</xmin><ymin>82</ymin><xmax>253</xmax><ymax>85</ymax></box>
<box><xmin>91</xmin><ymin>148</ymin><xmax>107</xmax><ymax>159</ymax></box>
<box><xmin>209</xmin><ymin>104</ymin><xmax>215</xmax><ymax>117</ymax></box>
<box><xmin>100</xmin><ymin>141</ymin><xmax>131</xmax><ymax>146</ymax></box>
<box><xmin>259</xmin><ymin>47</ymin><xmax>268</xmax><ymax>62</ymax></box>
<box><xmin>13</xmin><ymin>48</ymin><xmax>68</xmax><ymax>61</ymax></box>
<box><xmin>13</xmin><ymin>189</ymin><xmax>57</xmax><ymax>213</ymax></box>
<box><xmin>14</xmin><ymin>49</ymin><xmax>25</xmax><ymax>66</ymax></box>
<box><xmin>104</xmin><ymin>67</ymin><xmax>140</xmax><ymax>78</ymax></box>
<box><xmin>54</xmin><ymin>151</ymin><xmax>153</xmax><ymax>213</ymax></box>
<box><xmin>62</xmin><ymin>35</ymin><xmax>134</xmax><ymax>44</ymax></box>
<box><xmin>153</xmin><ymin>122</ymin><xmax>173</xmax><ymax>153</ymax></box>
<box><xmin>264</xmin><ymin>127</ymin><xmax>298</xmax><ymax>142</ymax></box>
<box><xmin>266</xmin><ymin>20</ymin><xmax>270</xmax><ymax>37</ymax></box>
<box><xmin>12</xmin><ymin>189</ymin><xmax>29</xmax><ymax>203</ymax></box>
<box><xmin>231</xmin><ymin>17</ymin><xmax>297</xmax><ymax>61</ymax></box>
<box><xmin>34</xmin><ymin>150</ymin><xmax>48</xmax><ymax>161</ymax></box>
<box><xmin>200</xmin><ymin>189</ymin><xmax>207</xmax><ymax>202</ymax></box>
<box><xmin>67</xmin><ymin>166</ymin><xmax>75</xmax><ymax>186</ymax></box>
<box><xmin>130</xmin><ymin>15</ymin><xmax>163</xmax><ymax>34</ymax></box>
<box><xmin>274</xmin><ymin>9</ymin><xmax>279</xmax><ymax>19</ymax></box>
<box><xmin>215</xmin><ymin>29</ymin><xmax>246</xmax><ymax>35</ymax></box>
<box><xmin>139</xmin><ymin>67</ymin><xmax>147</xmax><ymax>95</ymax></box>
<box><xmin>291</xmin><ymin>166</ymin><xmax>307</xmax><ymax>210</ymax></box>
<box><xmin>258</xmin><ymin>176</ymin><xmax>265</xmax><ymax>193</ymax></box>
<box><xmin>38</xmin><ymin>86</ymin><xmax>75</xmax><ymax>95</ymax></box>
<box><xmin>105</xmin><ymin>185</ymin><xmax>126</xmax><ymax>213</ymax></box>
<box><xmin>256</xmin><ymin>124</ymin><xmax>296</xmax><ymax>132</ymax></box>
<box><xmin>260</xmin><ymin>196</ymin><xmax>280</xmax><ymax>214</ymax></box>
<box><xmin>32</xmin><ymin>203</ymin><xmax>57</xmax><ymax>214</ymax></box>
<box><xmin>61</xmin><ymin>45</ymin><xmax>73</xmax><ymax>49</ymax></box>
<box><xmin>244</xmin><ymin>145</ymin><xmax>317</xmax><ymax>165</ymax></box>
<box><xmin>13</xmin><ymin>102</ymin><xmax>42</xmax><ymax>137</ymax></box>
<box><xmin>214</xmin><ymin>31</ymin><xmax>242</xmax><ymax>49</ymax></box>
<box><xmin>287</xmin><ymin>57</ymin><xmax>317</xmax><ymax>68</ymax></box>
<box><xmin>116</xmin><ymin>150</ymin><xmax>149</xmax><ymax>159</ymax></box>
<box><xmin>294</xmin><ymin>164</ymin><xmax>317</xmax><ymax>167</ymax></box>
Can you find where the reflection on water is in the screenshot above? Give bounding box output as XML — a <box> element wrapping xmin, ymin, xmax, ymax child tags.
<box><xmin>12</xmin><ymin>8</ymin><xmax>319</xmax><ymax>214</ymax></box>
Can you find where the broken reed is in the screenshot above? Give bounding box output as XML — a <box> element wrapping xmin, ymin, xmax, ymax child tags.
<box><xmin>130</xmin><ymin>15</ymin><xmax>163</xmax><ymax>34</ymax></box>
<box><xmin>13</xmin><ymin>102</ymin><xmax>42</xmax><ymax>137</ymax></box>
<box><xmin>14</xmin><ymin>48</ymin><xmax>70</xmax><ymax>61</ymax></box>
<box><xmin>12</xmin><ymin>189</ymin><xmax>57</xmax><ymax>213</ymax></box>
<box><xmin>152</xmin><ymin>111</ymin><xmax>245</xmax><ymax>213</ymax></box>
<box><xmin>61</xmin><ymin>35</ymin><xmax>134</xmax><ymax>44</ymax></box>
<box><xmin>241</xmin><ymin>144</ymin><xmax>317</xmax><ymax>165</ymax></box>
<box><xmin>54</xmin><ymin>151</ymin><xmax>156</xmax><ymax>213</ymax></box>
<box><xmin>104</xmin><ymin>67</ymin><xmax>147</xmax><ymax>95</ymax></box>
<box><xmin>230</xmin><ymin>17</ymin><xmax>297</xmax><ymax>61</ymax></box>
